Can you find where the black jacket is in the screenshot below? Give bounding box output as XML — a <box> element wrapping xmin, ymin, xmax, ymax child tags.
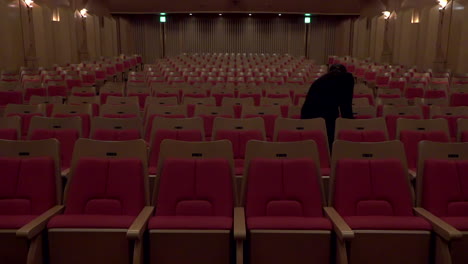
<box><xmin>301</xmin><ymin>72</ymin><xmax>354</xmax><ymax>120</ymax></box>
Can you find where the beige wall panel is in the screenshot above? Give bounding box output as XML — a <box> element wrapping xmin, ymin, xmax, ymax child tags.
<box><xmin>0</xmin><ymin>0</ymin><xmax>25</xmax><ymax>71</ymax></box>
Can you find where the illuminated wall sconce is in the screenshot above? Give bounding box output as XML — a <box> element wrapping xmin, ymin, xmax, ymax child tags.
<box><xmin>382</xmin><ymin>11</ymin><xmax>391</xmax><ymax>19</ymax></box>
<box><xmin>438</xmin><ymin>0</ymin><xmax>448</xmax><ymax>10</ymax></box>
<box><xmin>160</xmin><ymin>16</ymin><xmax>166</xmax><ymax>23</ymax></box>
<box><xmin>411</xmin><ymin>9</ymin><xmax>420</xmax><ymax>23</ymax></box>
<box><xmin>52</xmin><ymin>8</ymin><xmax>60</xmax><ymax>22</ymax></box>
<box><xmin>304</xmin><ymin>17</ymin><xmax>311</xmax><ymax>24</ymax></box>
<box><xmin>24</xmin><ymin>0</ymin><xmax>34</xmax><ymax>8</ymax></box>
<box><xmin>79</xmin><ymin>8</ymin><xmax>88</xmax><ymax>18</ymax></box>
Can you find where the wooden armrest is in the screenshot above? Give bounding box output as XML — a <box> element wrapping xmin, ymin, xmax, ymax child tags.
<box><xmin>324</xmin><ymin>207</ymin><xmax>354</xmax><ymax>241</ymax></box>
<box><xmin>414</xmin><ymin>207</ymin><xmax>462</xmax><ymax>241</ymax></box>
<box><xmin>127</xmin><ymin>206</ymin><xmax>154</xmax><ymax>240</ymax></box>
<box><xmin>17</xmin><ymin>205</ymin><xmax>64</xmax><ymax>239</ymax></box>
<box><xmin>233</xmin><ymin>207</ymin><xmax>246</xmax><ymax>240</ymax></box>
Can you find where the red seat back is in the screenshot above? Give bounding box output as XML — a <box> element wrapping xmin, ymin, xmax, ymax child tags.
<box><xmin>53</xmin><ymin>114</ymin><xmax>90</xmax><ymax>138</ymax></box>
<box><xmin>7</xmin><ymin>113</ymin><xmax>43</xmax><ymax>138</ymax></box>
<box><xmin>337</xmin><ymin>130</ymin><xmax>387</xmax><ymax>142</ymax></box>
<box><xmin>246</xmin><ymin>158</ymin><xmax>324</xmax><ymax>217</ymax></box>
<box><xmin>65</xmin><ymin>158</ymin><xmax>145</xmax><ymax>215</ymax></box>
<box><xmin>145</xmin><ymin>114</ymin><xmax>186</xmax><ymax>141</ymax></box>
<box><xmin>450</xmin><ymin>93</ymin><xmax>468</xmax><ymax>106</ymax></box>
<box><xmin>239</xmin><ymin>94</ymin><xmax>261</xmax><ymax>106</ymax></box>
<box><xmin>214</xmin><ymin>130</ymin><xmax>263</xmax><ymax>159</ymax></box>
<box><xmin>149</xmin><ymin>130</ymin><xmax>203</xmax><ymax>169</ymax></box>
<box><xmin>0</xmin><ymin>157</ymin><xmax>56</xmax><ymax>215</ymax></box>
<box><xmin>400</xmin><ymin>131</ymin><xmax>449</xmax><ymax>170</ymax></box>
<box><xmin>30</xmin><ymin>129</ymin><xmax>79</xmax><ymax>171</ymax></box>
<box><xmin>422</xmin><ymin>160</ymin><xmax>468</xmax><ymax>217</ymax></box>
<box><xmin>276</xmin><ymin>130</ymin><xmax>330</xmax><ymax>170</ymax></box>
<box><xmin>334</xmin><ymin>159</ymin><xmax>413</xmax><ymax>216</ymax></box>
<box><xmin>128</xmin><ymin>93</ymin><xmax>149</xmax><ymax>109</ymax></box>
<box><xmin>433</xmin><ymin>115</ymin><xmax>468</xmax><ymax>140</ymax></box>
<box><xmin>155</xmin><ymin>158</ymin><xmax>233</xmax><ymax>217</ymax></box>
<box><xmin>0</xmin><ymin>91</ymin><xmax>23</xmax><ymax>106</ymax></box>
<box><xmin>244</xmin><ymin>114</ymin><xmax>278</xmax><ymax>141</ymax></box>
<box><xmin>385</xmin><ymin>115</ymin><xmax>421</xmax><ymax>140</ymax></box>
<box><xmin>92</xmin><ymin>129</ymin><xmax>141</xmax><ymax>141</ymax></box>
<box><xmin>199</xmin><ymin>115</ymin><xmax>233</xmax><ymax>138</ymax></box>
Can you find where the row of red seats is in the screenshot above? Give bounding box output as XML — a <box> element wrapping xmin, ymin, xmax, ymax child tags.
<box><xmin>0</xmin><ymin>138</ymin><xmax>466</xmax><ymax>263</ymax></box>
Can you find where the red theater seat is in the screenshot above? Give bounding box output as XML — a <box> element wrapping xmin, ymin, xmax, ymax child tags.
<box><xmin>400</xmin><ymin>130</ymin><xmax>449</xmax><ymax>170</ymax></box>
<box><xmin>329</xmin><ymin>141</ymin><xmax>431</xmax><ymax>264</ymax></box>
<box><xmin>418</xmin><ymin>142</ymin><xmax>468</xmax><ymax>263</ymax></box>
<box><xmin>385</xmin><ymin>115</ymin><xmax>421</xmax><ymax>139</ymax></box>
<box><xmin>54</xmin><ymin>114</ymin><xmax>90</xmax><ymax>138</ymax></box>
<box><xmin>148</xmin><ymin>140</ymin><xmax>236</xmax><ymax>264</ymax></box>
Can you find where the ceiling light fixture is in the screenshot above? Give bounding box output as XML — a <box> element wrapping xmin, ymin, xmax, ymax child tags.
<box><xmin>382</xmin><ymin>11</ymin><xmax>391</xmax><ymax>19</ymax></box>
<box><xmin>219</xmin><ymin>13</ymin><xmax>222</xmax><ymax>16</ymax></box>
<box><xmin>79</xmin><ymin>8</ymin><xmax>88</xmax><ymax>18</ymax></box>
<box><xmin>24</xmin><ymin>0</ymin><xmax>33</xmax><ymax>7</ymax></box>
<box><xmin>278</xmin><ymin>14</ymin><xmax>282</xmax><ymax>16</ymax></box>
<box><xmin>438</xmin><ymin>0</ymin><xmax>448</xmax><ymax>10</ymax></box>
<box><xmin>249</xmin><ymin>13</ymin><xmax>252</xmax><ymax>16</ymax></box>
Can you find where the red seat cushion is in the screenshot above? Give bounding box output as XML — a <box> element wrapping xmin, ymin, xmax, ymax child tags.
<box><xmin>247</xmin><ymin>216</ymin><xmax>331</xmax><ymax>230</ymax></box>
<box><xmin>47</xmin><ymin>215</ymin><xmax>135</xmax><ymax>229</ymax></box>
<box><xmin>334</xmin><ymin>159</ymin><xmax>415</xmax><ymax>217</ymax></box>
<box><xmin>148</xmin><ymin>130</ymin><xmax>203</xmax><ymax>174</ymax></box>
<box><xmin>30</xmin><ymin>129</ymin><xmax>79</xmax><ymax>171</ymax></box>
<box><xmin>233</xmin><ymin>105</ymin><xmax>242</xmax><ymax>118</ymax></box>
<box><xmin>64</xmin><ymin>158</ymin><xmax>145</xmax><ymax>216</ymax></box>
<box><xmin>53</xmin><ymin>114</ymin><xmax>90</xmax><ymax>138</ymax></box>
<box><xmin>276</xmin><ymin>130</ymin><xmax>330</xmax><ymax>172</ymax></box>
<box><xmin>422</xmin><ymin>159</ymin><xmax>468</xmax><ymax>218</ymax></box>
<box><xmin>149</xmin><ymin>216</ymin><xmax>232</xmax><ymax>230</ymax></box>
<box><xmin>385</xmin><ymin>115</ymin><xmax>421</xmax><ymax>140</ymax></box>
<box><xmin>344</xmin><ymin>216</ymin><xmax>431</xmax><ymax>230</ymax></box>
<box><xmin>0</xmin><ymin>129</ymin><xmax>18</xmax><ymax>140</ymax></box>
<box><xmin>337</xmin><ymin>130</ymin><xmax>387</xmax><ymax>142</ymax></box>
<box><xmin>0</xmin><ymin>215</ymin><xmax>38</xmax><ymax>229</ymax></box>
<box><xmin>0</xmin><ymin>157</ymin><xmax>56</xmax><ymax>215</ymax></box>
<box><xmin>441</xmin><ymin>217</ymin><xmax>468</xmax><ymax>231</ymax></box>
<box><xmin>244</xmin><ymin>114</ymin><xmax>278</xmax><ymax>141</ymax></box>
<box><xmin>400</xmin><ymin>131</ymin><xmax>449</xmax><ymax>170</ymax></box>
<box><xmin>92</xmin><ymin>129</ymin><xmax>141</xmax><ymax>141</ymax></box>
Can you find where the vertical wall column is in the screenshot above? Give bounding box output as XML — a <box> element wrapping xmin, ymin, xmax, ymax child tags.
<box><xmin>19</xmin><ymin>0</ymin><xmax>37</xmax><ymax>68</ymax></box>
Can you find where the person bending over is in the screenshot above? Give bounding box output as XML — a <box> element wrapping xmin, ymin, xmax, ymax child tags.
<box><xmin>301</xmin><ymin>64</ymin><xmax>354</xmax><ymax>149</ymax></box>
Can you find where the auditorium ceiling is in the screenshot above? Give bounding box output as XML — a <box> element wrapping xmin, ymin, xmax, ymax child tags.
<box><xmin>106</xmin><ymin>0</ymin><xmax>363</xmax><ymax>14</ymax></box>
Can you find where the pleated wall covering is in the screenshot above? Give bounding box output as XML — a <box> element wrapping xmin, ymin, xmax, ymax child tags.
<box><xmin>116</xmin><ymin>14</ymin><xmax>352</xmax><ymax>64</ymax></box>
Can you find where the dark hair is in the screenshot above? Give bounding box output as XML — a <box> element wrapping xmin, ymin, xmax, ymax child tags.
<box><xmin>329</xmin><ymin>64</ymin><xmax>347</xmax><ymax>74</ymax></box>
